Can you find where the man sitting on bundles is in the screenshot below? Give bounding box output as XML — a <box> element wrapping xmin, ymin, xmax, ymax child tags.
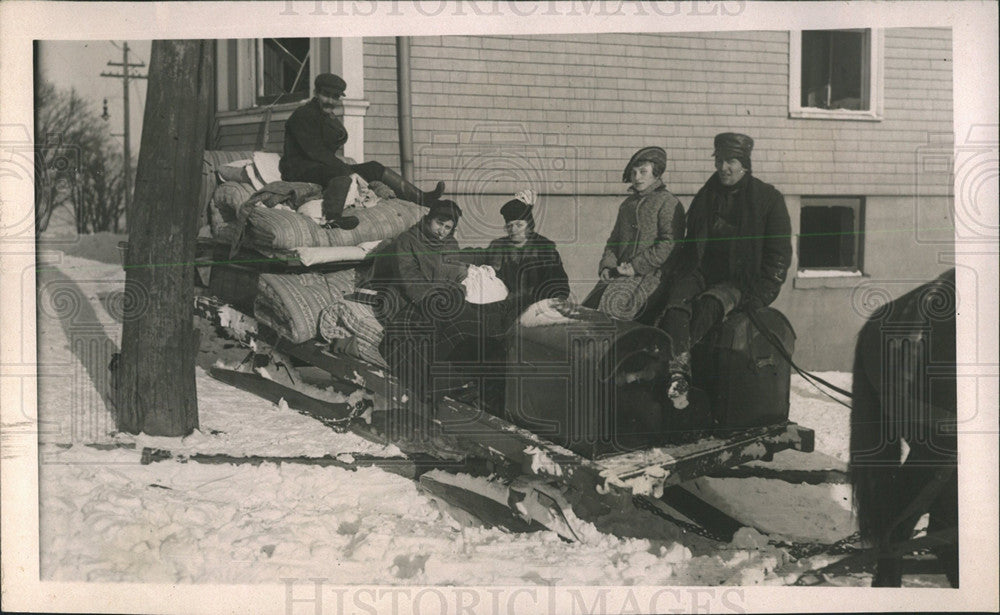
<box><xmin>280</xmin><ymin>73</ymin><xmax>446</xmax><ymax>229</ymax></box>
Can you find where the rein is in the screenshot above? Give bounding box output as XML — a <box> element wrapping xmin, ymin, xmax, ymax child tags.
<box><xmin>744</xmin><ymin>308</ymin><xmax>853</xmax><ymax>408</ymax></box>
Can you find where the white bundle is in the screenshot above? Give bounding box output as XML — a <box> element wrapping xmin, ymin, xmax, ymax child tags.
<box><xmin>519</xmin><ymin>298</ymin><xmax>576</xmax><ymax>327</ymax></box>
<box><xmin>462</xmin><ymin>265</ymin><xmax>508</xmax><ymax>304</ymax></box>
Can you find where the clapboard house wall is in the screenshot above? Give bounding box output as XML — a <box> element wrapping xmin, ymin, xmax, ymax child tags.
<box><xmin>210</xmin><ymin>28</ymin><xmax>955</xmax><ymax>369</ymax></box>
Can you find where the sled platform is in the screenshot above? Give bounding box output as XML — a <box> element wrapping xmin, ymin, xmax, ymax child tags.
<box><xmin>205</xmin><ymin>332</ymin><xmax>814</xmax><ymax>501</ymax></box>
<box><xmin>197</xmin><ymin>295</ymin><xmax>815</xmax><ymax>536</ymax></box>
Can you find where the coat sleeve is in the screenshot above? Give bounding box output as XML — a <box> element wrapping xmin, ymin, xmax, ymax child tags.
<box><xmin>393</xmin><ymin>235</ymin><xmax>432</xmax><ymax>304</ymax></box>
<box><xmin>630</xmin><ymin>196</ymin><xmax>684</xmax><ymax>276</ymax></box>
<box><xmin>451</xmin><ymin>245</ymin><xmax>497</xmax><ymax>267</ymax></box>
<box><xmin>512</xmin><ymin>241</ymin><xmax>570</xmax><ymax>305</ymax></box>
<box><xmin>543</xmin><ymin>245</ymin><xmax>571</xmax><ymax>301</ymax></box>
<box><xmin>391</xmin><ymin>235</ymin><xmax>463</xmax><ymax>304</ymax></box>
<box><xmin>285</xmin><ymin>108</ymin><xmax>340</xmax><ymax>166</ymax></box>
<box><xmin>745</xmin><ymin>189</ymin><xmax>792</xmax><ymax>308</ymax></box>
<box><xmin>435</xmin><ymin>239</ymin><xmax>471</xmax><ymax>284</ymax></box>
<box><xmin>599</xmin><ymin>206</ymin><xmax>624</xmax><ymax>272</ymax></box>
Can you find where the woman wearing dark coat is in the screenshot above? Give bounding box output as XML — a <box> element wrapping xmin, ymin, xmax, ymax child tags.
<box><xmin>366</xmin><ymin>200</ymin><xmax>469</xmax><ymax>316</ymax></box>
<box><xmin>460</xmin><ymin>192</ymin><xmax>570</xmax><ymax>316</ymax></box>
<box><xmin>364</xmin><ymin>200</ymin><xmax>508</xmax><ymax>402</ymax></box>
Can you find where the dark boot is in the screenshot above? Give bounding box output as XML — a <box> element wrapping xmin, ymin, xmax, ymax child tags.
<box><xmin>321</xmin><ymin>176</ymin><xmax>359</xmax><ymax>230</ymax></box>
<box><xmin>380</xmin><ymin>168</ymin><xmax>445</xmax><ymax>207</ymax></box>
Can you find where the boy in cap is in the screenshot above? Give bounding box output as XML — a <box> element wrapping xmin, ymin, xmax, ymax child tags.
<box><xmin>280</xmin><ymin>73</ymin><xmax>446</xmax><ymax>229</ymax></box>
<box><xmin>583</xmin><ymin>146</ymin><xmax>685</xmax><ymax>323</ymax></box>
<box><xmin>655</xmin><ymin>132</ymin><xmax>792</xmax><ymax>408</ymax></box>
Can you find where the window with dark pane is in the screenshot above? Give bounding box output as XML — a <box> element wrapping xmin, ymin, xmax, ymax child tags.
<box><xmin>259</xmin><ymin>38</ymin><xmax>310</xmax><ymax>105</ymax></box>
<box><xmin>801</xmin><ymin>30</ymin><xmax>870</xmax><ymax>111</ymax></box>
<box><xmin>799</xmin><ymin>197</ymin><xmax>865</xmax><ymax>271</ymax></box>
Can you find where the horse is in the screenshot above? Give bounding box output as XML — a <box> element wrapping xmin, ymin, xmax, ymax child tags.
<box><xmin>849</xmin><ymin>268</ymin><xmax>959</xmax><ymax>587</ymax></box>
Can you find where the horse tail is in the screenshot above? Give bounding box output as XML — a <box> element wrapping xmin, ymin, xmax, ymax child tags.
<box><xmin>849</xmin><ymin>319</ymin><xmax>900</xmax><ymax>545</ymax></box>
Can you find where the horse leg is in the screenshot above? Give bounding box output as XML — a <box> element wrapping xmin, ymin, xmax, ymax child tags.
<box><xmin>932</xmin><ymin>534</ymin><xmax>959</xmax><ymax>589</ymax></box>
<box><xmin>873</xmin><ymin>510</ymin><xmax>927</xmax><ymax>587</ymax></box>
<box><xmin>872</xmin><ymin>463</ymin><xmax>931</xmax><ymax>587</ymax></box>
<box><xmin>928</xmin><ymin>472</ymin><xmax>960</xmax><ymax>588</ymax></box>
<box><xmin>872</xmin><ymin>551</ymin><xmax>904</xmax><ymax>587</ymax></box>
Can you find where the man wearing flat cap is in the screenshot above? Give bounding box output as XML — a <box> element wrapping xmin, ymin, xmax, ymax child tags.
<box><xmin>655</xmin><ymin>132</ymin><xmax>792</xmax><ymax>408</ymax></box>
<box><xmin>280</xmin><ymin>73</ymin><xmax>445</xmax><ymax>228</ymax></box>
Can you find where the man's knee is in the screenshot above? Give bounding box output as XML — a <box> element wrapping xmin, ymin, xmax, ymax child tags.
<box><xmin>352</xmin><ymin>161</ymin><xmax>386</xmax><ymax>182</ymax></box>
<box><xmin>700</xmin><ymin>284</ymin><xmax>741</xmax><ymax>317</ymax></box>
<box><xmin>662</xmin><ymin>273</ymin><xmax>704</xmax><ymax>313</ymax></box>
<box><xmin>288</xmin><ymin>164</ymin><xmax>340</xmax><ymax>186</ymax></box>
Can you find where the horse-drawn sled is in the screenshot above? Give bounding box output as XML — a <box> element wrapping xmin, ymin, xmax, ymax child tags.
<box><xmin>186</xmin><ymin>264</ymin><xmax>813</xmax><ymax>545</ymax></box>
<box><xmin>109</xmin><ymin>148</ymin><xmax>960</xmax><ymax>586</ymax></box>
<box><xmin>193</xmin><ymin>287</ymin><xmax>815</xmax><ymax>543</ymax></box>
<box><xmin>165</xmin><ymin>149</ymin><xmax>821</xmax><ymax>543</ymax></box>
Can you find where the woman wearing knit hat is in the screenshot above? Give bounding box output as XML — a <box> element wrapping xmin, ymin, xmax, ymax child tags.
<box><xmin>582</xmin><ymin>146</ymin><xmax>686</xmax><ymax>323</ymax></box>
<box><xmin>459</xmin><ymin>190</ymin><xmax>570</xmax><ymax>316</ymax></box>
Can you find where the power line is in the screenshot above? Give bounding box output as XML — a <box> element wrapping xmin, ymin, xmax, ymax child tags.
<box><xmin>100</xmin><ymin>41</ymin><xmax>147</xmax><ymax>221</ymax></box>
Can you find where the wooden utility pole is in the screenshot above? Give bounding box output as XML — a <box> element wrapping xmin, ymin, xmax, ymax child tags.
<box><xmin>115</xmin><ymin>40</ymin><xmax>211</xmax><ymax>436</ymax></box>
<box><xmin>101</xmin><ymin>42</ymin><xmax>147</xmax><ymax>223</ymax></box>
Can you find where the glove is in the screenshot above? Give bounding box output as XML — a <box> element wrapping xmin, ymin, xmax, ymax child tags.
<box><xmin>616</xmin><ymin>262</ymin><xmax>636</xmax><ymax>277</ymax></box>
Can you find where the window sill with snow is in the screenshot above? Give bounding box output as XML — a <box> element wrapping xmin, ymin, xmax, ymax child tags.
<box><xmin>793</xmin><ymin>269</ymin><xmax>868</xmax><ymax>289</ymax></box>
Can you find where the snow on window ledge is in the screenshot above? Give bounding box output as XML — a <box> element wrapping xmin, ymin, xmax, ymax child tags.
<box><xmin>797</xmin><ymin>269</ymin><xmax>863</xmax><ymax>278</ymax></box>
<box><xmin>793</xmin><ymin>269</ymin><xmax>868</xmax><ymax>289</ymax></box>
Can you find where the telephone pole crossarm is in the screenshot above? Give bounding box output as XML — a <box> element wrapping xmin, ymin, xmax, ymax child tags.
<box><xmin>99</xmin><ymin>42</ymin><xmax>148</xmax><ymax>223</ymax></box>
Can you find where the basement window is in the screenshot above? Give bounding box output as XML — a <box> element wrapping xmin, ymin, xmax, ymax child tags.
<box><xmin>789</xmin><ymin>29</ymin><xmax>883</xmax><ymax>120</ymax></box>
<box><xmin>798</xmin><ymin>196</ymin><xmax>865</xmax><ymax>274</ymax></box>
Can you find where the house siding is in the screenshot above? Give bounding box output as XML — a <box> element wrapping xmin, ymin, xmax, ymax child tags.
<box><xmin>364</xmin><ymin>29</ymin><xmax>953</xmax><ymax>199</ymax></box>
<box><xmin>363</xmin><ymin>28</ymin><xmax>954</xmax><ymax>370</ymax></box>
<box><xmin>212</xmin><ymin>28</ymin><xmax>955</xmax><ymax>370</ymax></box>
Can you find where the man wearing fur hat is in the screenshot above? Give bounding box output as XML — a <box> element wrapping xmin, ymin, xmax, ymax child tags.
<box><xmin>280</xmin><ymin>73</ymin><xmax>445</xmax><ymax>229</ymax></box>
<box><xmin>583</xmin><ymin>146</ymin><xmax>686</xmax><ymax>323</ymax></box>
<box><xmin>657</xmin><ymin>132</ymin><xmax>792</xmax><ymax>408</ymax></box>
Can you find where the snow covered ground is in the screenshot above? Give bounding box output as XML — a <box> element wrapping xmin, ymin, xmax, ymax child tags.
<box><xmin>30</xmin><ymin>231</ymin><xmax>952</xmax><ymax>590</ymax></box>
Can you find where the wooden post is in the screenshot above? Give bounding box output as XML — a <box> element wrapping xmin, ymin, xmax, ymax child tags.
<box><xmin>115</xmin><ymin>40</ymin><xmax>211</xmax><ymax>436</ymax></box>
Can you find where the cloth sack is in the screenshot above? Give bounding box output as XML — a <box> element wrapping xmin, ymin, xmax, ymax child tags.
<box><xmin>462</xmin><ymin>265</ymin><xmax>509</xmax><ymax>304</ymax></box>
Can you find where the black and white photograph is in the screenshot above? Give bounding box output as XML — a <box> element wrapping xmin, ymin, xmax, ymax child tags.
<box><xmin>1</xmin><ymin>1</ymin><xmax>997</xmax><ymax>613</ymax></box>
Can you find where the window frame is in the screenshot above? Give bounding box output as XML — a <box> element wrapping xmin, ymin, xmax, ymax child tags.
<box><xmin>226</xmin><ymin>38</ymin><xmax>321</xmax><ymax>112</ymax></box>
<box><xmin>796</xmin><ymin>195</ymin><xmax>866</xmax><ymax>277</ymax></box>
<box><xmin>254</xmin><ymin>38</ymin><xmax>313</xmax><ymax>106</ymax></box>
<box><xmin>789</xmin><ymin>28</ymin><xmax>884</xmax><ymax>121</ymax></box>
